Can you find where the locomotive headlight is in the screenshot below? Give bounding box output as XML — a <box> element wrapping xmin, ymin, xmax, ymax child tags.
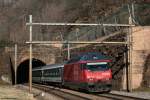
<box><xmin>102</xmin><ymin>72</ymin><xmax>110</xmax><ymax>76</ymax></box>
<box><xmin>88</xmin><ymin>78</ymin><xmax>94</xmax><ymax>82</ymax></box>
<box><xmin>89</xmin><ymin>78</ymin><xmax>93</xmax><ymax>80</ymax></box>
<box><xmin>105</xmin><ymin>78</ymin><xmax>110</xmax><ymax>81</ymax></box>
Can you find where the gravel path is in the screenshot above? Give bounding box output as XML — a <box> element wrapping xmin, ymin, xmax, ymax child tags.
<box><xmin>16</xmin><ymin>85</ymin><xmax>64</xmax><ymax>100</ymax></box>
<box><xmin>111</xmin><ymin>90</ymin><xmax>150</xmax><ymax>100</ymax></box>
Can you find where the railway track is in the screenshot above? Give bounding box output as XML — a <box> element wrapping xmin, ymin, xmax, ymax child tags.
<box><xmin>32</xmin><ymin>83</ymin><xmax>148</xmax><ymax>100</ymax></box>
<box><xmin>98</xmin><ymin>93</ymin><xmax>148</xmax><ymax>100</ymax></box>
<box><xmin>32</xmin><ymin>83</ymin><xmax>91</xmax><ymax>100</ymax></box>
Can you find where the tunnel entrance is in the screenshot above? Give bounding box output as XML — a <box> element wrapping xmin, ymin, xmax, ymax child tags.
<box><xmin>17</xmin><ymin>58</ymin><xmax>46</xmax><ymax>84</ymax></box>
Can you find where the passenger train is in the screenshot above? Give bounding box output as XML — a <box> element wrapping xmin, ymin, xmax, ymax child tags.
<box><xmin>32</xmin><ymin>52</ymin><xmax>112</xmax><ymax>92</ymax></box>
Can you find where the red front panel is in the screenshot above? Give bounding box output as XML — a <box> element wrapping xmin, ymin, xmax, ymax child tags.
<box><xmin>83</xmin><ymin>69</ymin><xmax>112</xmax><ymax>82</ymax></box>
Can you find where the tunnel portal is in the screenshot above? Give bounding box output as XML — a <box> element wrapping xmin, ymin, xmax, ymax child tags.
<box><xmin>17</xmin><ymin>58</ymin><xmax>46</xmax><ymax>84</ymax></box>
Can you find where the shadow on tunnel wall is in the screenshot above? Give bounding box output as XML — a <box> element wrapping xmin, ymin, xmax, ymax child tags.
<box><xmin>16</xmin><ymin>58</ymin><xmax>46</xmax><ymax>84</ymax></box>
<box><xmin>142</xmin><ymin>54</ymin><xmax>150</xmax><ymax>88</ymax></box>
<box><xmin>111</xmin><ymin>46</ymin><xmax>128</xmax><ymax>90</ymax></box>
<box><xmin>9</xmin><ymin>57</ymin><xmax>15</xmax><ymax>85</ymax></box>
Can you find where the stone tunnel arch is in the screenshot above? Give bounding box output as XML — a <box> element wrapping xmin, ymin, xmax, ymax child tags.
<box><xmin>16</xmin><ymin>58</ymin><xmax>46</xmax><ymax>84</ymax></box>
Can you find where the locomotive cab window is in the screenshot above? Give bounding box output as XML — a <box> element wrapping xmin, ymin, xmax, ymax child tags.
<box><xmin>86</xmin><ymin>62</ymin><xmax>109</xmax><ymax>71</ymax></box>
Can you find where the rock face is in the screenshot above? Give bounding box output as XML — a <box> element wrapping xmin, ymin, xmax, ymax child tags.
<box><xmin>0</xmin><ymin>0</ymin><xmax>129</xmax><ymax>43</ymax></box>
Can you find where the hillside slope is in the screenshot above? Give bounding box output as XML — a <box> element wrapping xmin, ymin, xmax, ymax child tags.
<box><xmin>0</xmin><ymin>0</ymin><xmax>132</xmax><ymax>43</ymax></box>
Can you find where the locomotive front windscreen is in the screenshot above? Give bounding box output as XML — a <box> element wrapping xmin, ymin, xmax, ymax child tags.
<box><xmin>86</xmin><ymin>62</ymin><xmax>109</xmax><ymax>71</ymax></box>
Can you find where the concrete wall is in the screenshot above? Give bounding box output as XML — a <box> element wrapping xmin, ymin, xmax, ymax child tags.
<box><xmin>131</xmin><ymin>26</ymin><xmax>150</xmax><ymax>89</ymax></box>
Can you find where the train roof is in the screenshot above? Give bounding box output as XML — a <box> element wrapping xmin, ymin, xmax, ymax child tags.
<box><xmin>32</xmin><ymin>67</ymin><xmax>42</xmax><ymax>71</ymax></box>
<box><xmin>67</xmin><ymin>52</ymin><xmax>110</xmax><ymax>64</ymax></box>
<box><xmin>32</xmin><ymin>63</ymin><xmax>64</xmax><ymax>71</ymax></box>
<box><xmin>78</xmin><ymin>52</ymin><xmax>109</xmax><ymax>60</ymax></box>
<box><xmin>42</xmin><ymin>64</ymin><xmax>64</xmax><ymax>70</ymax></box>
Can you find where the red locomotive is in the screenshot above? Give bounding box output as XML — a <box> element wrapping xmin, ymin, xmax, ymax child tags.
<box><xmin>32</xmin><ymin>52</ymin><xmax>112</xmax><ymax>92</ymax></box>
<box><xmin>63</xmin><ymin>52</ymin><xmax>112</xmax><ymax>92</ymax></box>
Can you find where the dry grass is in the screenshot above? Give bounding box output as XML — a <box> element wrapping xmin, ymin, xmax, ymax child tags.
<box><xmin>133</xmin><ymin>87</ymin><xmax>150</xmax><ymax>92</ymax></box>
<box><xmin>0</xmin><ymin>85</ymin><xmax>36</xmax><ymax>100</ymax></box>
<box><xmin>0</xmin><ymin>81</ymin><xmax>9</xmax><ymax>85</ymax></box>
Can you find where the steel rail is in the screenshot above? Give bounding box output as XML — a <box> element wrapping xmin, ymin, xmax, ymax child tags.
<box><xmin>26</xmin><ymin>22</ymin><xmax>135</xmax><ymax>27</ymax></box>
<box><xmin>26</xmin><ymin>41</ymin><xmax>128</xmax><ymax>44</ymax></box>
